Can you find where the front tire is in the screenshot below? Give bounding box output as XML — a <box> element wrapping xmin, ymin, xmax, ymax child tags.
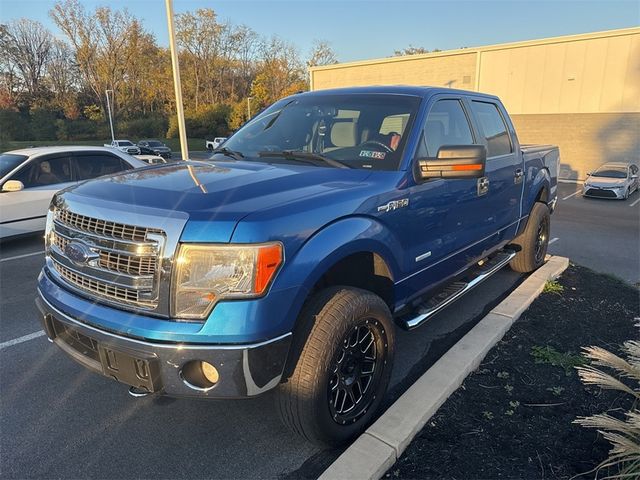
<box><xmin>510</xmin><ymin>202</ymin><xmax>551</xmax><ymax>273</ymax></box>
<box><xmin>276</xmin><ymin>286</ymin><xmax>395</xmax><ymax>446</ymax></box>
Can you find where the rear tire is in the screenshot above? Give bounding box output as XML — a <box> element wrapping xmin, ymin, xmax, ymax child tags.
<box><xmin>276</xmin><ymin>286</ymin><xmax>395</xmax><ymax>446</ymax></box>
<box><xmin>510</xmin><ymin>202</ymin><xmax>550</xmax><ymax>273</ymax></box>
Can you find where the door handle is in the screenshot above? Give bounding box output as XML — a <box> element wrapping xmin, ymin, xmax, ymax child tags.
<box><xmin>514</xmin><ymin>168</ymin><xmax>524</xmax><ymax>184</ymax></box>
<box><xmin>477</xmin><ymin>176</ymin><xmax>489</xmax><ymax>196</ymax></box>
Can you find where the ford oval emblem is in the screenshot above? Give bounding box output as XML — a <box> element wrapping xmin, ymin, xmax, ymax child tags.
<box><xmin>64</xmin><ymin>241</ymin><xmax>99</xmax><ymax>266</ymax></box>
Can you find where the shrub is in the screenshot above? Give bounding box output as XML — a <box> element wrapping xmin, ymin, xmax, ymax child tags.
<box><xmin>56</xmin><ymin>119</ymin><xmax>99</xmax><ymax>141</ymax></box>
<box><xmin>30</xmin><ymin>109</ymin><xmax>59</xmax><ymax>141</ymax></box>
<box><xmin>574</xmin><ymin>332</ymin><xmax>640</xmax><ymax>478</ymax></box>
<box><xmin>167</xmin><ymin>104</ymin><xmax>231</xmax><ymax>139</ymax></box>
<box><xmin>0</xmin><ymin>109</ymin><xmax>31</xmax><ymax>142</ymax></box>
<box><xmin>119</xmin><ymin>116</ymin><xmax>168</xmax><ymax>139</ymax></box>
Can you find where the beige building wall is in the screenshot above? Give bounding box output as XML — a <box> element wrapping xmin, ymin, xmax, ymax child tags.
<box><xmin>311</xmin><ymin>51</ymin><xmax>477</xmax><ymax>91</ymax></box>
<box><xmin>478</xmin><ymin>31</ymin><xmax>640</xmax><ymax>114</ymax></box>
<box><xmin>512</xmin><ymin>113</ymin><xmax>640</xmax><ymax>180</ymax></box>
<box><xmin>310</xmin><ymin>28</ymin><xmax>640</xmax><ymax>180</ymax></box>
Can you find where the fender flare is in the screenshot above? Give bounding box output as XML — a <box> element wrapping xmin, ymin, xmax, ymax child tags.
<box><xmin>276</xmin><ymin>215</ymin><xmax>403</xmax><ymax>294</ymax></box>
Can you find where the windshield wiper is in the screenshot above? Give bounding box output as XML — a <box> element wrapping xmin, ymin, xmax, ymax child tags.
<box><xmin>258</xmin><ymin>150</ymin><xmax>350</xmax><ymax>169</ymax></box>
<box><xmin>211</xmin><ymin>147</ymin><xmax>244</xmax><ymax>160</ymax></box>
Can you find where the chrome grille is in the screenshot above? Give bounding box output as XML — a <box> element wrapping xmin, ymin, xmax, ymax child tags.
<box><xmin>52</xmin><ymin>231</ymin><xmax>156</xmax><ymax>277</ymax></box>
<box><xmin>49</xmin><ymin>207</ymin><xmax>165</xmax><ymax>311</ymax></box>
<box><xmin>56</xmin><ymin>209</ymin><xmax>150</xmax><ymax>242</ymax></box>
<box><xmin>99</xmin><ymin>251</ymin><xmax>156</xmax><ymax>276</ymax></box>
<box><xmin>52</xmin><ymin>260</ymin><xmax>141</xmax><ymax>304</ymax></box>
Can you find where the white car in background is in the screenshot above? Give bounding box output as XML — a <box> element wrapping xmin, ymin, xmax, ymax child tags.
<box><xmin>582</xmin><ymin>162</ymin><xmax>639</xmax><ymax>200</ymax></box>
<box><xmin>104</xmin><ymin>139</ymin><xmax>141</xmax><ymax>155</ymax></box>
<box><xmin>0</xmin><ymin>146</ymin><xmax>146</xmax><ymax>239</ymax></box>
<box><xmin>205</xmin><ymin>137</ymin><xmax>227</xmax><ymax>151</ymax></box>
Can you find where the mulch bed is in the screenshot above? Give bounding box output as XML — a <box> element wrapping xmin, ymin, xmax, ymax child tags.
<box><xmin>386</xmin><ymin>264</ymin><xmax>639</xmax><ymax>480</ymax></box>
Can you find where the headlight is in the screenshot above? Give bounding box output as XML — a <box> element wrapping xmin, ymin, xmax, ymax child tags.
<box><xmin>171</xmin><ymin>243</ymin><xmax>283</xmax><ymax>319</ymax></box>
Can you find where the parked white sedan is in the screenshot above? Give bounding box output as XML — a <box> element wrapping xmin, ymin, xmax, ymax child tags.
<box><xmin>0</xmin><ymin>146</ymin><xmax>147</xmax><ymax>239</ymax></box>
<box><xmin>583</xmin><ymin>162</ymin><xmax>639</xmax><ymax>200</ymax></box>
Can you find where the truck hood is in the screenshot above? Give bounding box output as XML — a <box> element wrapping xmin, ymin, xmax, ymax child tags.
<box><xmin>67</xmin><ymin>161</ymin><xmax>372</xmax><ymax>242</ymax></box>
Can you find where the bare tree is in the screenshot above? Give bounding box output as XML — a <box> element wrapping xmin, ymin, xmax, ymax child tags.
<box><xmin>50</xmin><ymin>0</ymin><xmax>159</xmax><ymax>118</ymax></box>
<box><xmin>0</xmin><ymin>19</ymin><xmax>54</xmax><ymax>102</ymax></box>
<box><xmin>307</xmin><ymin>40</ymin><xmax>338</xmax><ymax>67</ymax></box>
<box><xmin>393</xmin><ymin>45</ymin><xmax>440</xmax><ymax>56</ymax></box>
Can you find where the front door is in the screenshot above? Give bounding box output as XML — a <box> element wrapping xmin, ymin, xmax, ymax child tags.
<box><xmin>398</xmin><ymin>97</ymin><xmax>493</xmax><ymax>302</ymax></box>
<box><xmin>0</xmin><ymin>154</ymin><xmax>75</xmax><ymax>237</ymax></box>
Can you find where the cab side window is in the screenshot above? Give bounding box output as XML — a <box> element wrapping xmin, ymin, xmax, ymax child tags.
<box><xmin>11</xmin><ymin>155</ymin><xmax>73</xmax><ymax>188</ymax></box>
<box><xmin>74</xmin><ymin>154</ymin><xmax>130</xmax><ymax>181</ymax></box>
<box><xmin>417</xmin><ymin>99</ymin><xmax>474</xmax><ymax>158</ymax></box>
<box><xmin>470</xmin><ymin>101</ymin><xmax>512</xmax><ymax>157</ymax></box>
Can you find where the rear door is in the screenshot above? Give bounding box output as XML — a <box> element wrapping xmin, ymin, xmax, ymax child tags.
<box><xmin>466</xmin><ymin>98</ymin><xmax>522</xmax><ymax>240</ymax></box>
<box><xmin>72</xmin><ymin>152</ymin><xmax>134</xmax><ymax>181</ymax></box>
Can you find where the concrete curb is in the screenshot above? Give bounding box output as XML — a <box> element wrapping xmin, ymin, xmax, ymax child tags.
<box><xmin>319</xmin><ymin>256</ymin><xmax>570</xmax><ymax>480</ymax></box>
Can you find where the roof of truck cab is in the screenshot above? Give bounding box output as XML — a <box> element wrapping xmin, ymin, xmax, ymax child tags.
<box><xmin>301</xmin><ymin>85</ymin><xmax>500</xmax><ymax>100</ymax></box>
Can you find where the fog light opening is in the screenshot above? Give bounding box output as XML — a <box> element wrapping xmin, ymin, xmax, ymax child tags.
<box><xmin>180</xmin><ymin>360</ymin><xmax>219</xmax><ymax>392</ymax></box>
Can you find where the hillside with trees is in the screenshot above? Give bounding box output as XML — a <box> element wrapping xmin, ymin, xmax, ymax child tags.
<box><xmin>0</xmin><ymin>0</ymin><xmax>338</xmax><ymax>146</ymax></box>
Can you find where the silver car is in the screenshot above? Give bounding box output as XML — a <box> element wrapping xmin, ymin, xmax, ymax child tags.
<box><xmin>583</xmin><ymin>162</ymin><xmax>639</xmax><ymax>200</ymax></box>
<box><xmin>0</xmin><ymin>146</ymin><xmax>147</xmax><ymax>239</ymax></box>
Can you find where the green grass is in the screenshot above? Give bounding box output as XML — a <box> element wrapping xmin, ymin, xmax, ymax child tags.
<box><xmin>531</xmin><ymin>345</ymin><xmax>587</xmax><ymax>375</ymax></box>
<box><xmin>543</xmin><ymin>280</ymin><xmax>564</xmax><ymax>295</ymax></box>
<box><xmin>1</xmin><ymin>138</ymin><xmax>207</xmax><ymax>153</ymax></box>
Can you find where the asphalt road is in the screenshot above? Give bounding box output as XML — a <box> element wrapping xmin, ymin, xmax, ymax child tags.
<box><xmin>1</xmin><ymin>183</ymin><xmax>637</xmax><ymax>479</ymax></box>
<box><xmin>549</xmin><ymin>182</ymin><xmax>640</xmax><ymax>284</ymax></box>
<box><xmin>0</xmin><ymin>236</ymin><xmax>521</xmax><ymax>479</ymax></box>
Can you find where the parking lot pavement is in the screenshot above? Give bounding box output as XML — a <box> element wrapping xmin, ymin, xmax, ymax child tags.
<box><xmin>550</xmin><ymin>182</ymin><xmax>640</xmax><ymax>284</ymax></box>
<box><xmin>2</xmin><ymin>188</ymin><xmax>634</xmax><ymax>479</ymax></box>
<box><xmin>0</xmin><ymin>235</ymin><xmax>521</xmax><ymax>479</ymax></box>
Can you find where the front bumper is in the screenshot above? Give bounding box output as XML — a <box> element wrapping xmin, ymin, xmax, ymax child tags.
<box><xmin>36</xmin><ymin>290</ymin><xmax>291</xmax><ymax>398</ymax></box>
<box><xmin>583</xmin><ymin>186</ymin><xmax>625</xmax><ymax>199</ymax></box>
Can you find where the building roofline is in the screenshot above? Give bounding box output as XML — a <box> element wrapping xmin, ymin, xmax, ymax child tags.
<box><xmin>309</xmin><ymin>27</ymin><xmax>640</xmax><ymax>73</ymax></box>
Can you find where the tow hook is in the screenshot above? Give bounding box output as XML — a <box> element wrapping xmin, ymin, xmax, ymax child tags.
<box><xmin>128</xmin><ymin>386</ymin><xmax>151</xmax><ymax>398</ymax></box>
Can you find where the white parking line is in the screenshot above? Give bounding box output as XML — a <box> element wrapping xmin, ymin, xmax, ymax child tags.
<box><xmin>549</xmin><ymin>237</ymin><xmax>559</xmax><ymax>245</ymax></box>
<box><xmin>629</xmin><ymin>197</ymin><xmax>640</xmax><ymax>207</ymax></box>
<box><xmin>0</xmin><ymin>330</ymin><xmax>45</xmax><ymax>350</ymax></box>
<box><xmin>0</xmin><ymin>250</ymin><xmax>44</xmax><ymax>262</ymax></box>
<box><xmin>562</xmin><ymin>190</ymin><xmax>581</xmax><ymax>201</ymax></box>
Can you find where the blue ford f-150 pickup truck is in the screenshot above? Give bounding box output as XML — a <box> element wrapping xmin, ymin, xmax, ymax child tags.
<box><xmin>37</xmin><ymin>86</ymin><xmax>559</xmax><ymax>445</ymax></box>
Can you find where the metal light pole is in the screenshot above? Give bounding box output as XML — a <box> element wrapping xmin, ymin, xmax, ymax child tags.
<box><xmin>165</xmin><ymin>0</ymin><xmax>189</xmax><ymax>161</ymax></box>
<box><xmin>105</xmin><ymin>90</ymin><xmax>115</xmax><ymax>143</ymax></box>
<box><xmin>247</xmin><ymin>96</ymin><xmax>253</xmax><ymax>120</ymax></box>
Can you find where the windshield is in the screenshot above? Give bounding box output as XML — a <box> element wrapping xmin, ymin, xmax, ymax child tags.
<box><xmin>592</xmin><ymin>167</ymin><xmax>627</xmax><ymax>179</ymax></box>
<box><xmin>117</xmin><ymin>141</ymin><xmax>133</xmax><ymax>146</ymax></box>
<box><xmin>0</xmin><ymin>154</ymin><xmax>28</xmax><ymax>178</ymax></box>
<box><xmin>220</xmin><ymin>94</ymin><xmax>421</xmax><ymax>170</ymax></box>
<box><xmin>147</xmin><ymin>141</ymin><xmax>163</xmax><ymax>147</ymax></box>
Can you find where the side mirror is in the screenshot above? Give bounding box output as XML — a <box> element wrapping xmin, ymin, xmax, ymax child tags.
<box><xmin>416</xmin><ymin>145</ymin><xmax>486</xmax><ymax>181</ymax></box>
<box><xmin>2</xmin><ymin>180</ymin><xmax>24</xmax><ymax>192</ymax></box>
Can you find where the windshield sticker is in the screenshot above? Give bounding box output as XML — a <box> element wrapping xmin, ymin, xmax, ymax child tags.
<box><xmin>359</xmin><ymin>150</ymin><xmax>386</xmax><ymax>160</ymax></box>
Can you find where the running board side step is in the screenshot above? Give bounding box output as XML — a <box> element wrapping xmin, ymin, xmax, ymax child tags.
<box><xmin>401</xmin><ymin>250</ymin><xmax>517</xmax><ymax>330</ymax></box>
